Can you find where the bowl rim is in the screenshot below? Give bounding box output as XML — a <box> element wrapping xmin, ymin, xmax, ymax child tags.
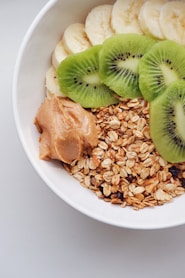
<box><xmin>12</xmin><ymin>0</ymin><xmax>185</xmax><ymax>230</ymax></box>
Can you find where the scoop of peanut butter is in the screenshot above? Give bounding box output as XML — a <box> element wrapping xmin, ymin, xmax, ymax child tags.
<box><xmin>34</xmin><ymin>96</ymin><xmax>98</xmax><ymax>164</ymax></box>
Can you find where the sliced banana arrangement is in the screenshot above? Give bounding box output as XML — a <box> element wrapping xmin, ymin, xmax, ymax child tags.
<box><xmin>46</xmin><ymin>0</ymin><xmax>185</xmax><ymax>99</ymax></box>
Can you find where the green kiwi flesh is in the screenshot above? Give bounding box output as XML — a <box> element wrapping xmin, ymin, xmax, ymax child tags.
<box><xmin>150</xmin><ymin>80</ymin><xmax>185</xmax><ymax>163</ymax></box>
<box><xmin>57</xmin><ymin>45</ymin><xmax>119</xmax><ymax>108</ymax></box>
<box><xmin>139</xmin><ymin>40</ymin><xmax>185</xmax><ymax>102</ymax></box>
<box><xmin>99</xmin><ymin>34</ymin><xmax>156</xmax><ymax>98</ymax></box>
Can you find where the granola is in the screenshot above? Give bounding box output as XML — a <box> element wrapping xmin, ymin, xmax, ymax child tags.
<box><xmin>63</xmin><ymin>98</ymin><xmax>185</xmax><ymax>210</ymax></box>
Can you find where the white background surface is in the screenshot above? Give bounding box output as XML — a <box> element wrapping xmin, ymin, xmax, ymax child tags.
<box><xmin>1</xmin><ymin>0</ymin><xmax>185</xmax><ymax>277</ymax></box>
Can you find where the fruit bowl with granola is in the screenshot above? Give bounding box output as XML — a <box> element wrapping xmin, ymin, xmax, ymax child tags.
<box><xmin>13</xmin><ymin>0</ymin><xmax>185</xmax><ymax>229</ymax></box>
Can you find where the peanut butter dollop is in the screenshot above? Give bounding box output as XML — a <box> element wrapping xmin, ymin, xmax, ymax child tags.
<box><xmin>34</xmin><ymin>96</ymin><xmax>98</xmax><ymax>164</ymax></box>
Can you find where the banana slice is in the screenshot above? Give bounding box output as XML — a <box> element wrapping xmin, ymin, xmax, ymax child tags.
<box><xmin>85</xmin><ymin>5</ymin><xmax>115</xmax><ymax>45</ymax></box>
<box><xmin>45</xmin><ymin>66</ymin><xmax>65</xmax><ymax>98</ymax></box>
<box><xmin>111</xmin><ymin>0</ymin><xmax>145</xmax><ymax>34</ymax></box>
<box><xmin>138</xmin><ymin>0</ymin><xmax>167</xmax><ymax>39</ymax></box>
<box><xmin>52</xmin><ymin>40</ymin><xmax>69</xmax><ymax>69</ymax></box>
<box><xmin>159</xmin><ymin>1</ymin><xmax>185</xmax><ymax>45</ymax></box>
<box><xmin>63</xmin><ymin>23</ymin><xmax>91</xmax><ymax>54</ymax></box>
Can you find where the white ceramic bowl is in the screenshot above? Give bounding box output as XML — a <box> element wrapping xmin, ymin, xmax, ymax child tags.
<box><xmin>13</xmin><ymin>0</ymin><xmax>185</xmax><ymax>230</ymax></box>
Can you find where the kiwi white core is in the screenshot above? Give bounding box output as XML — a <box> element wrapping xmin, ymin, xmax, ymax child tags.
<box><xmin>118</xmin><ymin>58</ymin><xmax>139</xmax><ymax>72</ymax></box>
<box><xmin>160</xmin><ymin>64</ymin><xmax>178</xmax><ymax>85</ymax></box>
<box><xmin>83</xmin><ymin>73</ymin><xmax>101</xmax><ymax>85</ymax></box>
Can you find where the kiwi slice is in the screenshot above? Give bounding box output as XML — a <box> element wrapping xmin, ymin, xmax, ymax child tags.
<box><xmin>99</xmin><ymin>34</ymin><xmax>156</xmax><ymax>98</ymax></box>
<box><xmin>139</xmin><ymin>40</ymin><xmax>185</xmax><ymax>102</ymax></box>
<box><xmin>150</xmin><ymin>80</ymin><xmax>185</xmax><ymax>163</ymax></box>
<box><xmin>57</xmin><ymin>45</ymin><xmax>119</xmax><ymax>108</ymax></box>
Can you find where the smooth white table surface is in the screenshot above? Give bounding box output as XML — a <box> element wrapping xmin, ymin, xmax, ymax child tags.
<box><xmin>1</xmin><ymin>1</ymin><xmax>185</xmax><ymax>277</ymax></box>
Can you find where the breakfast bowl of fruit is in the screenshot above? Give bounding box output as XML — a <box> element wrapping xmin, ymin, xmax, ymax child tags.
<box><xmin>13</xmin><ymin>0</ymin><xmax>185</xmax><ymax>229</ymax></box>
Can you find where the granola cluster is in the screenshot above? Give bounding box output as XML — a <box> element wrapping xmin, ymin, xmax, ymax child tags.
<box><xmin>63</xmin><ymin>98</ymin><xmax>185</xmax><ymax>210</ymax></box>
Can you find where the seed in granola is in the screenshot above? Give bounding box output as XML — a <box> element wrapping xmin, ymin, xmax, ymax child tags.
<box><xmin>114</xmin><ymin>191</ymin><xmax>124</xmax><ymax>201</ymax></box>
<box><xmin>126</xmin><ymin>174</ymin><xmax>135</xmax><ymax>183</ymax></box>
<box><xmin>180</xmin><ymin>178</ymin><xmax>185</xmax><ymax>188</ymax></box>
<box><xmin>168</xmin><ymin>166</ymin><xmax>181</xmax><ymax>179</ymax></box>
